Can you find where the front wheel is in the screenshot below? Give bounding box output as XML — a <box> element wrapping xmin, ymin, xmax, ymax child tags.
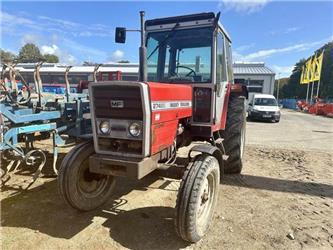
<box><xmin>175</xmin><ymin>154</ymin><xmax>220</xmax><ymax>242</ymax></box>
<box><xmin>58</xmin><ymin>141</ymin><xmax>116</xmax><ymax>211</ymax></box>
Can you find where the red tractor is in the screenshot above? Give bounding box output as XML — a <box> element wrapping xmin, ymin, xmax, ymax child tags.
<box><xmin>58</xmin><ymin>11</ymin><xmax>247</xmax><ymax>242</ymax></box>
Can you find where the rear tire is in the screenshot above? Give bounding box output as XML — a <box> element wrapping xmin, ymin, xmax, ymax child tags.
<box><xmin>175</xmin><ymin>154</ymin><xmax>220</xmax><ymax>242</ymax></box>
<box><xmin>58</xmin><ymin>141</ymin><xmax>116</xmax><ymax>211</ymax></box>
<box><xmin>221</xmin><ymin>96</ymin><xmax>246</xmax><ymax>174</ymax></box>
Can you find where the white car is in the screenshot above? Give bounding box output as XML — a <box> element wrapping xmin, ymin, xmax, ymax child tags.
<box><xmin>248</xmin><ymin>94</ymin><xmax>281</xmax><ymax>122</ymax></box>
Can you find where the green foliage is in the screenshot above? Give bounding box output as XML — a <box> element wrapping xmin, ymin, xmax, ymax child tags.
<box><xmin>18</xmin><ymin>43</ymin><xmax>43</xmax><ymax>63</ymax></box>
<box><xmin>318</xmin><ymin>42</ymin><xmax>333</xmax><ymax>98</ymax></box>
<box><xmin>281</xmin><ymin>41</ymin><xmax>333</xmax><ymax>99</ymax></box>
<box><xmin>281</xmin><ymin>59</ymin><xmax>308</xmax><ymax>99</ymax></box>
<box><xmin>44</xmin><ymin>54</ymin><xmax>59</xmax><ymax>63</ymax></box>
<box><xmin>0</xmin><ymin>49</ymin><xmax>16</xmax><ymax>63</ymax></box>
<box><xmin>274</xmin><ymin>77</ymin><xmax>289</xmax><ymax>98</ymax></box>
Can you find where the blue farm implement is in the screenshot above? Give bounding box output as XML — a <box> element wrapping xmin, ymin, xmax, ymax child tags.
<box><xmin>0</xmin><ymin>62</ymin><xmax>96</xmax><ymax>188</ymax></box>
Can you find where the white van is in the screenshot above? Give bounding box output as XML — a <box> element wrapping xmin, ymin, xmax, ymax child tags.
<box><xmin>248</xmin><ymin>94</ymin><xmax>280</xmax><ymax>122</ymax></box>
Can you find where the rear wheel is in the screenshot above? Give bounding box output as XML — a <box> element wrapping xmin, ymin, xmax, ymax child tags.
<box><xmin>175</xmin><ymin>154</ymin><xmax>220</xmax><ymax>242</ymax></box>
<box><xmin>221</xmin><ymin>96</ymin><xmax>246</xmax><ymax>174</ymax></box>
<box><xmin>58</xmin><ymin>141</ymin><xmax>116</xmax><ymax>211</ymax></box>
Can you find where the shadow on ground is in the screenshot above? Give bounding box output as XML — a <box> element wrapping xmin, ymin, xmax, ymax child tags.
<box><xmin>223</xmin><ymin>174</ymin><xmax>333</xmax><ymax>199</ymax></box>
<box><xmin>1</xmin><ymin>174</ymin><xmax>188</xmax><ymax>249</ymax></box>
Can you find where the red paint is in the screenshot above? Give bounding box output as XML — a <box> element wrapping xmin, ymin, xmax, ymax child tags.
<box><xmin>151</xmin><ymin>120</ymin><xmax>179</xmax><ymax>154</ymax></box>
<box><xmin>147</xmin><ymin>82</ymin><xmax>192</xmax><ymax>101</ymax></box>
<box><xmin>211</xmin><ymin>83</ymin><xmax>231</xmax><ymax>132</ymax></box>
<box><xmin>219</xmin><ymin>83</ymin><xmax>231</xmax><ymax>131</ymax></box>
<box><xmin>98</xmin><ymin>71</ymin><xmax>122</xmax><ymax>81</ymax></box>
<box><xmin>147</xmin><ymin>82</ymin><xmax>192</xmax><ymax>155</ymax></box>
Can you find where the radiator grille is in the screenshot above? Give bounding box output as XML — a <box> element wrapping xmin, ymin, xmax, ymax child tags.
<box><xmin>91</xmin><ymin>84</ymin><xmax>144</xmax><ymax>156</ymax></box>
<box><xmin>92</xmin><ymin>85</ymin><xmax>143</xmax><ymax>120</ymax></box>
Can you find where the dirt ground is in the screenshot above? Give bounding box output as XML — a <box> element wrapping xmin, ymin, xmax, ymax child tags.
<box><xmin>1</xmin><ymin>109</ymin><xmax>333</xmax><ymax>250</ymax></box>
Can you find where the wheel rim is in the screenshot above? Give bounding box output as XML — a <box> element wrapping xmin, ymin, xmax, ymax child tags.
<box><xmin>77</xmin><ymin>157</ymin><xmax>109</xmax><ymax>198</ymax></box>
<box><xmin>196</xmin><ymin>168</ymin><xmax>216</xmax><ymax>232</ymax></box>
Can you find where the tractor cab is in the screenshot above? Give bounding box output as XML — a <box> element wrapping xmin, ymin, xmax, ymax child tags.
<box><xmin>145</xmin><ymin>12</ymin><xmax>232</xmax><ymax>84</ymax></box>
<box><xmin>144</xmin><ymin>13</ymin><xmax>235</xmax><ymax>131</ymax></box>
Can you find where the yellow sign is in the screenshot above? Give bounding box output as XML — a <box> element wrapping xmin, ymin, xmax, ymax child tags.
<box><xmin>300</xmin><ymin>51</ymin><xmax>324</xmax><ymax>84</ymax></box>
<box><xmin>313</xmin><ymin>51</ymin><xmax>324</xmax><ymax>81</ymax></box>
<box><xmin>300</xmin><ymin>64</ymin><xmax>308</xmax><ymax>84</ymax></box>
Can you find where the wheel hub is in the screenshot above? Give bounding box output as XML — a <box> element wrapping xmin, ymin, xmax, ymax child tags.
<box><xmin>197</xmin><ymin>176</ymin><xmax>213</xmax><ymax>226</ymax></box>
<box><xmin>78</xmin><ymin>160</ymin><xmax>108</xmax><ymax>197</ymax></box>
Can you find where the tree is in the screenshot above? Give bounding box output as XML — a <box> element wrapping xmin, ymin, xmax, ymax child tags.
<box><xmin>280</xmin><ymin>41</ymin><xmax>333</xmax><ymax>99</ymax></box>
<box><xmin>316</xmin><ymin>42</ymin><xmax>333</xmax><ymax>98</ymax></box>
<box><xmin>18</xmin><ymin>43</ymin><xmax>43</xmax><ymax>63</ymax></box>
<box><xmin>281</xmin><ymin>59</ymin><xmax>307</xmax><ymax>99</ymax></box>
<box><xmin>44</xmin><ymin>54</ymin><xmax>59</xmax><ymax>63</ymax></box>
<box><xmin>0</xmin><ymin>49</ymin><xmax>16</xmax><ymax>64</ymax></box>
<box><xmin>274</xmin><ymin>77</ymin><xmax>289</xmax><ymax>99</ymax></box>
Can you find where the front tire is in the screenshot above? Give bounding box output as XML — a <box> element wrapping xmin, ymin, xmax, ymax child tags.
<box><xmin>221</xmin><ymin>96</ymin><xmax>246</xmax><ymax>174</ymax></box>
<box><xmin>58</xmin><ymin>141</ymin><xmax>116</xmax><ymax>211</ymax></box>
<box><xmin>175</xmin><ymin>154</ymin><xmax>220</xmax><ymax>242</ymax></box>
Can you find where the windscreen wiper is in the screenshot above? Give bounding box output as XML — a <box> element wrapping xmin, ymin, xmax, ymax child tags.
<box><xmin>147</xmin><ymin>22</ymin><xmax>180</xmax><ymax>60</ymax></box>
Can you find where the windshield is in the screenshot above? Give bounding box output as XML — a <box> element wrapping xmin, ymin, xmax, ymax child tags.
<box><xmin>254</xmin><ymin>98</ymin><xmax>278</xmax><ymax>106</ymax></box>
<box><xmin>146</xmin><ymin>27</ymin><xmax>213</xmax><ymax>83</ymax></box>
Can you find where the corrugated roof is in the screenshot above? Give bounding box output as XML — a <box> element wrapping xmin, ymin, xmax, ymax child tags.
<box><xmin>233</xmin><ymin>62</ymin><xmax>275</xmax><ymax>75</ymax></box>
<box><xmin>13</xmin><ymin>62</ymin><xmax>276</xmax><ymax>75</ymax></box>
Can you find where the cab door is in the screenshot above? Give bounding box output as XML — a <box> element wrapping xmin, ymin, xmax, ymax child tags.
<box><xmin>214</xmin><ymin>31</ymin><xmax>230</xmax><ymax>130</ymax></box>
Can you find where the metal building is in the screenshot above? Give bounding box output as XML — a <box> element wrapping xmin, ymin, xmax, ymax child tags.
<box><xmin>233</xmin><ymin>62</ymin><xmax>275</xmax><ymax>97</ymax></box>
<box><xmin>14</xmin><ymin>62</ymin><xmax>276</xmax><ymax>97</ymax></box>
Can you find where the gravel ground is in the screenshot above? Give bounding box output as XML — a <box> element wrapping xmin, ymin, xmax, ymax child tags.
<box><xmin>1</xmin><ymin>109</ymin><xmax>333</xmax><ymax>249</ymax></box>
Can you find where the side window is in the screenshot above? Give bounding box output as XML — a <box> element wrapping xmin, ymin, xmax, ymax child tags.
<box><xmin>147</xmin><ymin>37</ymin><xmax>159</xmax><ymax>82</ymax></box>
<box><xmin>226</xmin><ymin>41</ymin><xmax>233</xmax><ymax>83</ymax></box>
<box><xmin>216</xmin><ymin>32</ymin><xmax>227</xmax><ymax>83</ymax></box>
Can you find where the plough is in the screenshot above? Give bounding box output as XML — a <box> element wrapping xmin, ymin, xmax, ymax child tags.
<box><xmin>0</xmin><ymin>62</ymin><xmax>96</xmax><ymax>188</ymax></box>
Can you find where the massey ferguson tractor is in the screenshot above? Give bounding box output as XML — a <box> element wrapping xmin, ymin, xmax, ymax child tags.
<box><xmin>58</xmin><ymin>11</ymin><xmax>247</xmax><ymax>242</ymax></box>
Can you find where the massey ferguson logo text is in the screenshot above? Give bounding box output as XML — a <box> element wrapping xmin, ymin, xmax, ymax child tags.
<box><xmin>152</xmin><ymin>101</ymin><xmax>192</xmax><ymax>111</ymax></box>
<box><xmin>110</xmin><ymin>100</ymin><xmax>124</xmax><ymax>108</ymax></box>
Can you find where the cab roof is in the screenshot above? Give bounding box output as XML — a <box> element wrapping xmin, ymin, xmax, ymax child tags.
<box><xmin>145</xmin><ymin>12</ymin><xmax>215</xmax><ymax>26</ymax></box>
<box><xmin>145</xmin><ymin>12</ymin><xmax>231</xmax><ymax>42</ymax></box>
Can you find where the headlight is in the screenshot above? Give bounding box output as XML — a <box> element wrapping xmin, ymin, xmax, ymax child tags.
<box><xmin>129</xmin><ymin>122</ymin><xmax>142</xmax><ymax>137</ymax></box>
<box><xmin>99</xmin><ymin>120</ymin><xmax>110</xmax><ymax>134</ymax></box>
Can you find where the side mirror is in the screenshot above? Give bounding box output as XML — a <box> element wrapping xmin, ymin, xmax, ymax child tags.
<box><xmin>115</xmin><ymin>27</ymin><xmax>126</xmax><ymax>43</ymax></box>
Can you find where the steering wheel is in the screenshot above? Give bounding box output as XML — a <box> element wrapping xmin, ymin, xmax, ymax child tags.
<box><xmin>7</xmin><ymin>84</ymin><xmax>31</xmax><ymax>105</ymax></box>
<box><xmin>175</xmin><ymin>65</ymin><xmax>197</xmax><ymax>77</ymax></box>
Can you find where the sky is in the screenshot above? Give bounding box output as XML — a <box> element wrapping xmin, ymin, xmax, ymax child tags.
<box><xmin>1</xmin><ymin>0</ymin><xmax>333</xmax><ymax>77</ymax></box>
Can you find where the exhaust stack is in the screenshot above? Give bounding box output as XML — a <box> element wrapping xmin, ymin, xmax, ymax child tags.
<box><xmin>139</xmin><ymin>11</ymin><xmax>147</xmax><ymax>82</ymax></box>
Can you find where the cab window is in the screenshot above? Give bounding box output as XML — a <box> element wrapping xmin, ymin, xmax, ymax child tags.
<box><xmin>216</xmin><ymin>32</ymin><xmax>227</xmax><ymax>83</ymax></box>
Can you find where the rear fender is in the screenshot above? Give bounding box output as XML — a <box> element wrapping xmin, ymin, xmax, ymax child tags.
<box><xmin>231</xmin><ymin>84</ymin><xmax>248</xmax><ymax>99</ymax></box>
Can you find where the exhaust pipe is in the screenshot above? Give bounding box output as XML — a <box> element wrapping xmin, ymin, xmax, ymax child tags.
<box><xmin>139</xmin><ymin>11</ymin><xmax>147</xmax><ymax>82</ymax></box>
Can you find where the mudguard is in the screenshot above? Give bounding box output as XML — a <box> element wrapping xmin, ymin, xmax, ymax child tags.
<box><xmin>188</xmin><ymin>144</ymin><xmax>224</xmax><ymax>176</ymax></box>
